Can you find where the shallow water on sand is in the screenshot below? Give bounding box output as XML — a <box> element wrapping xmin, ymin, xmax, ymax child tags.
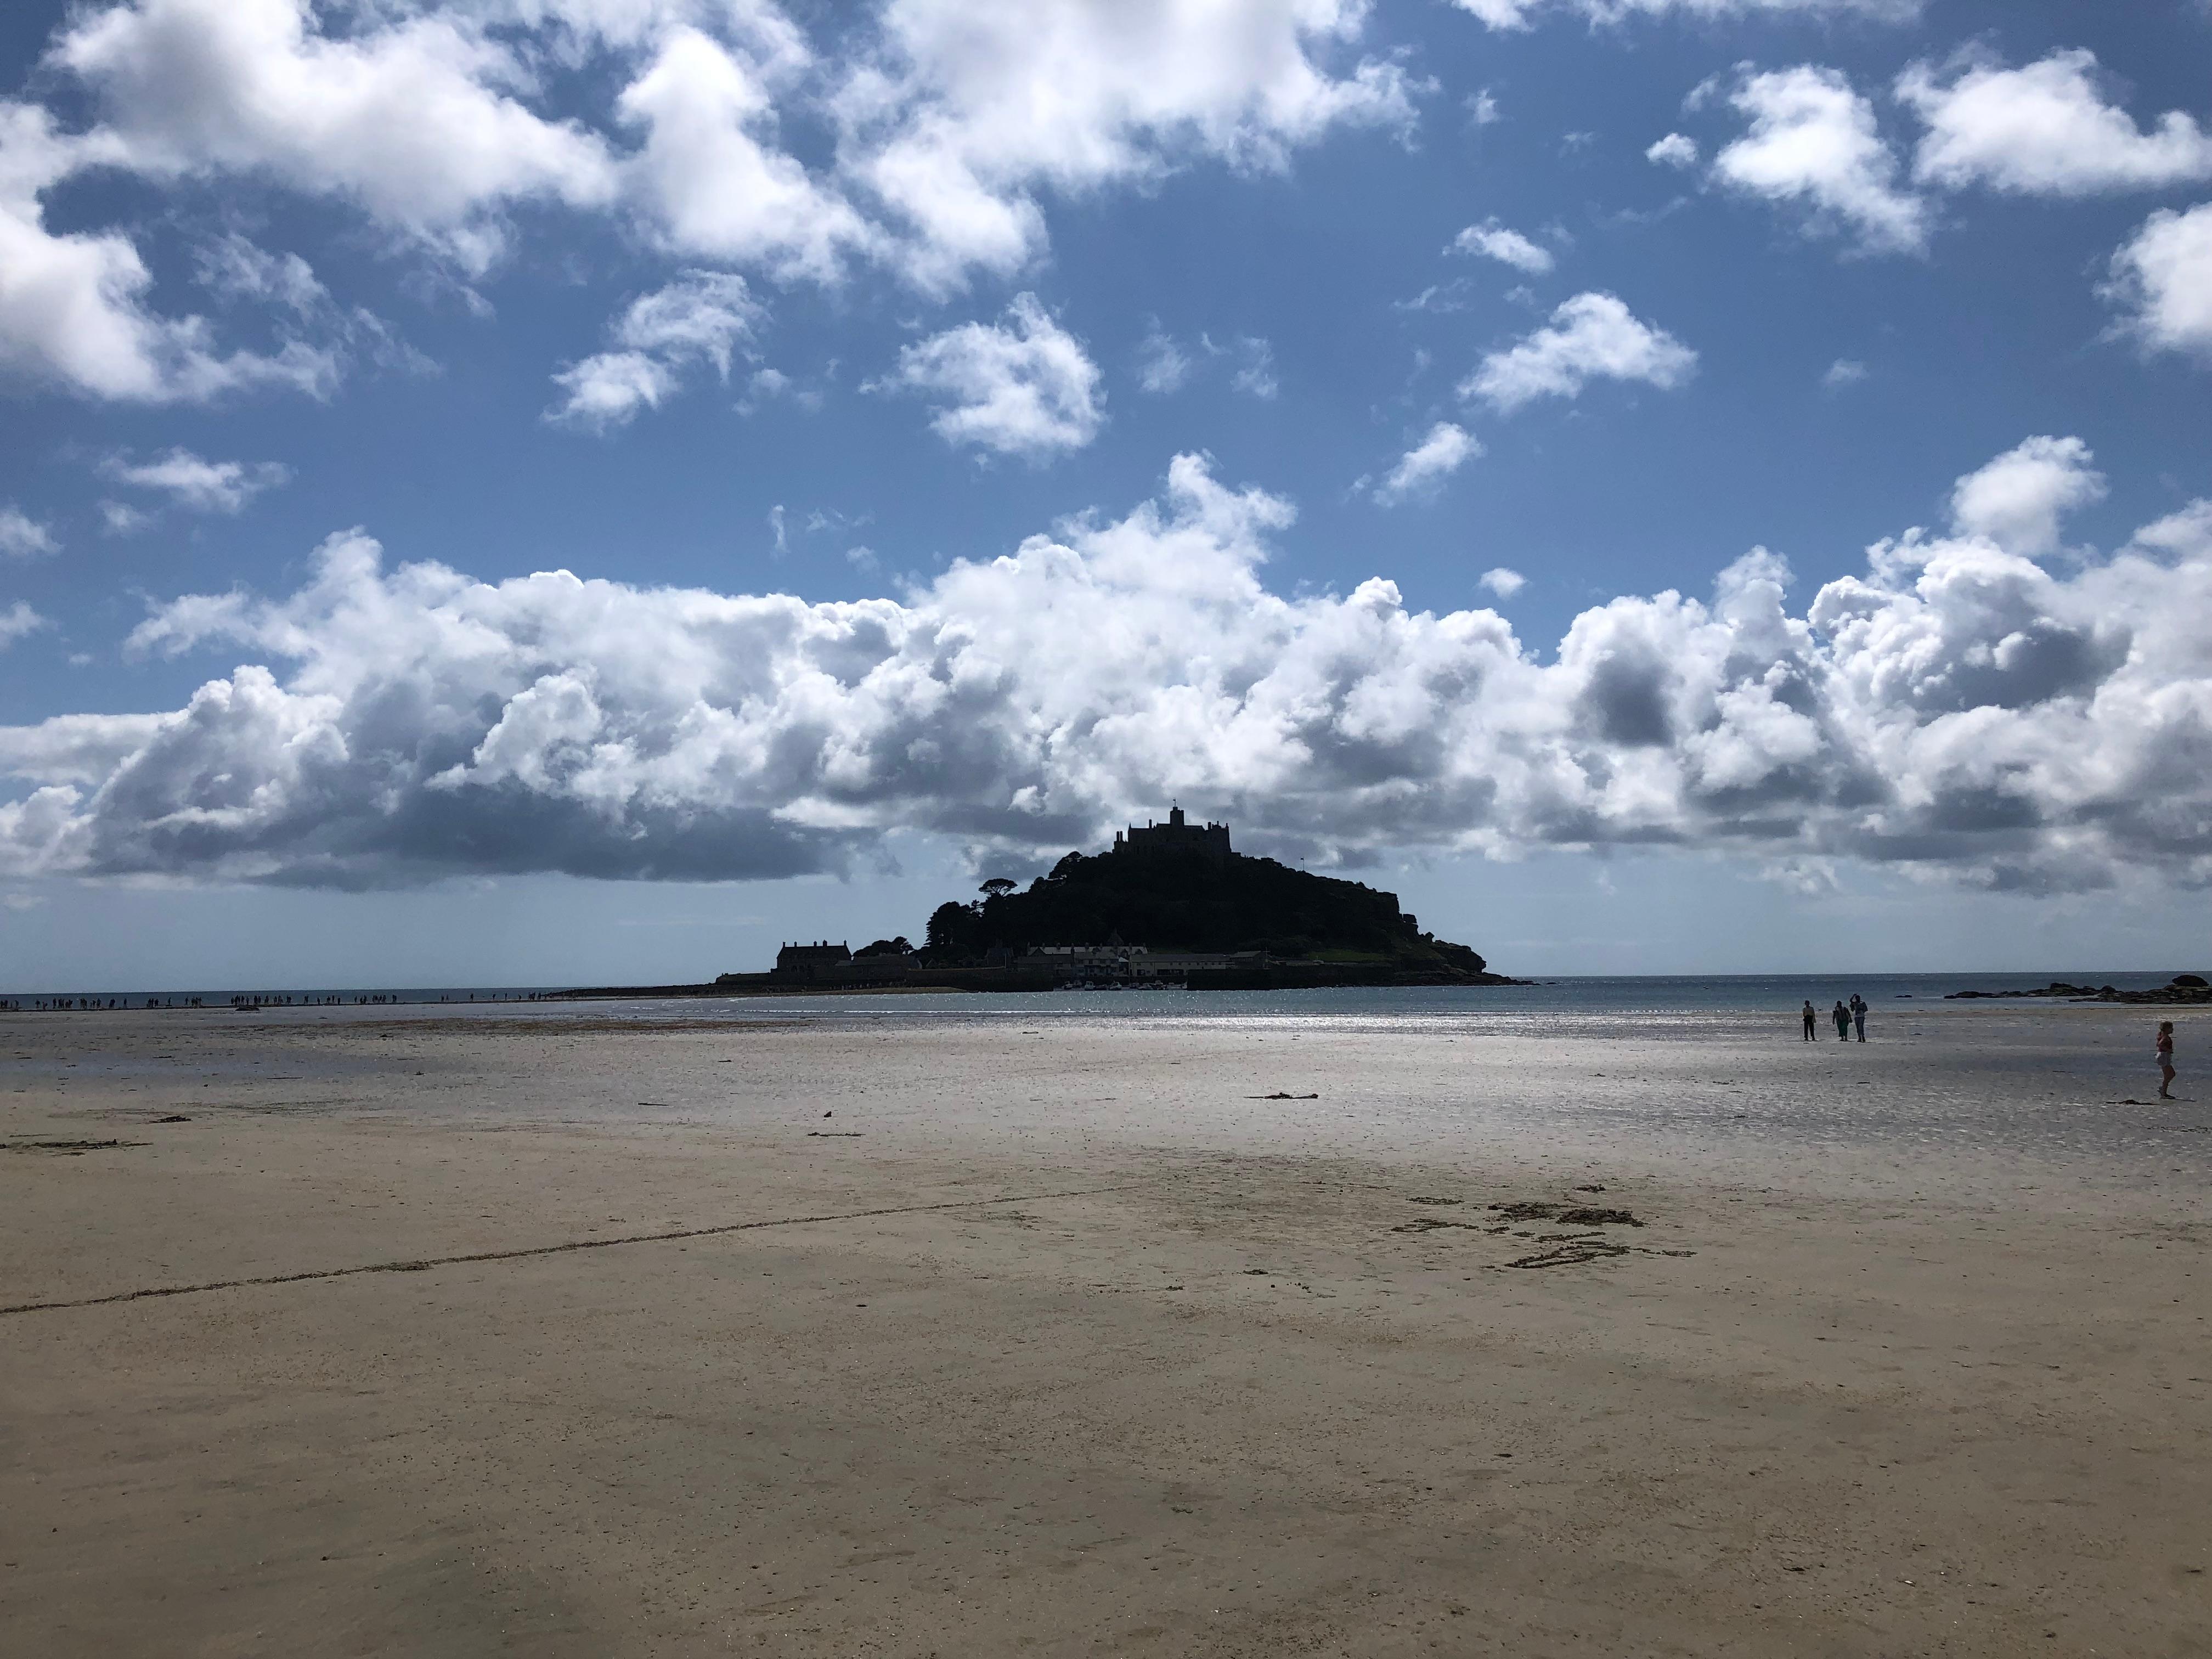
<box><xmin>20</xmin><ymin>969</ymin><xmax>2193</xmax><ymax>1024</ymax></box>
<box><xmin>9</xmin><ymin>981</ymin><xmax>2205</xmax><ymax>1193</ymax></box>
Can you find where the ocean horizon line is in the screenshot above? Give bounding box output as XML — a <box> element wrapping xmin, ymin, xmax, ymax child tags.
<box><xmin>2</xmin><ymin>969</ymin><xmax>2202</xmax><ymax>1011</ymax></box>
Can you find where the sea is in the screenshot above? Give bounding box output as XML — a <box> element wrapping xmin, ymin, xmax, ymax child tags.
<box><xmin>2</xmin><ymin>971</ymin><xmax>2195</xmax><ymax>1027</ymax></box>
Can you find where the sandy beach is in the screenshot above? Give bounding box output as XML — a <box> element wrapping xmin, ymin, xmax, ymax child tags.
<box><xmin>3</xmin><ymin>1001</ymin><xmax>2208</xmax><ymax>1656</ymax></box>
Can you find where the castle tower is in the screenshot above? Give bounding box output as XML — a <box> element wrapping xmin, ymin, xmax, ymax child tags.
<box><xmin>1114</xmin><ymin>806</ymin><xmax>1232</xmax><ymax>866</ymax></box>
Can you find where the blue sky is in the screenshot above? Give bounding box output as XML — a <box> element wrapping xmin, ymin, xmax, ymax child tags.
<box><xmin>2</xmin><ymin>0</ymin><xmax>2210</xmax><ymax>989</ymax></box>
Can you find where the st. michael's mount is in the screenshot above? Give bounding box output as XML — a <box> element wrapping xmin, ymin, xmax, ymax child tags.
<box><xmin>712</xmin><ymin>811</ymin><xmax>1521</xmax><ymax>995</ymax></box>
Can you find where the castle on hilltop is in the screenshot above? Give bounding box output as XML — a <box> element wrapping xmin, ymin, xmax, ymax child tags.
<box><xmin>706</xmin><ymin>800</ymin><xmax>1505</xmax><ymax>992</ymax></box>
<box><xmin>1112</xmin><ymin>805</ymin><xmax>1232</xmax><ymax>867</ymax></box>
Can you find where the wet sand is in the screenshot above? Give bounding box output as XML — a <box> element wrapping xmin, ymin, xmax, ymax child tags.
<box><xmin>2</xmin><ymin>1004</ymin><xmax>2208</xmax><ymax>1655</ymax></box>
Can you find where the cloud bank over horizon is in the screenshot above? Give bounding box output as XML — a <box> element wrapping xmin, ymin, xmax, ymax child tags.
<box><xmin>4</xmin><ymin>441</ymin><xmax>2206</xmax><ymax>898</ymax></box>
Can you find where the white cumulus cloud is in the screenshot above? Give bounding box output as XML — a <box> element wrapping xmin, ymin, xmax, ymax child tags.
<box><xmin>1480</xmin><ymin>567</ymin><xmax>1526</xmax><ymax>598</ymax></box>
<box><xmin>2</xmin><ymin>1</ymin><xmax>1437</xmax><ymax>402</ymax></box>
<box><xmin>54</xmin><ymin>0</ymin><xmax>620</xmax><ymax>272</ymax></box>
<box><xmin>1460</xmin><ymin>291</ymin><xmax>1696</xmax><ymax>412</ymax></box>
<box><xmin>1949</xmin><ymin>437</ymin><xmax>2108</xmax><ymax>558</ymax></box>
<box><xmin>103</xmin><ymin>449</ymin><xmax>292</xmax><ymax>514</ymax></box>
<box><xmin>0</xmin><ymin>506</ymin><xmax>58</xmax><ymax>559</ymax></box>
<box><xmin>1646</xmin><ymin>133</ymin><xmax>1699</xmax><ymax>168</ymax></box>
<box><xmin>0</xmin><ymin>101</ymin><xmax>340</xmax><ymax>403</ymax></box>
<box><xmin>100</xmin><ymin>501</ymin><xmax>154</xmax><ymax>538</ymax></box>
<box><xmin>2107</xmin><ymin>204</ymin><xmax>2212</xmax><ymax>362</ymax></box>
<box><xmin>1900</xmin><ymin>50</ymin><xmax>2212</xmax><ymax>198</ymax></box>
<box><xmin>1135</xmin><ymin>322</ymin><xmax>1193</xmax><ymax>395</ymax></box>
<box><xmin>549</xmin><ymin>353</ymin><xmax>678</xmax><ymax>431</ymax></box>
<box><xmin>834</xmin><ymin>0</ymin><xmax>1418</xmax><ymax>292</ymax></box>
<box><xmin>870</xmin><ymin>292</ymin><xmax>1103</xmax><ymax>459</ymax></box>
<box><xmin>549</xmin><ymin>270</ymin><xmax>761</xmax><ymax>430</ymax></box>
<box><xmin>1451</xmin><ymin>219</ymin><xmax>1555</xmax><ymax>274</ymax></box>
<box><xmin>2</xmin><ymin>3</ymin><xmax>811</xmax><ymax>405</ymax></box>
<box><xmin>616</xmin><ymin>24</ymin><xmax>874</xmax><ymax>282</ymax></box>
<box><xmin>0</xmin><ymin>602</ymin><xmax>46</xmax><ymax>648</ymax></box>
<box><xmin>6</xmin><ymin>439</ymin><xmax>2206</xmax><ymax>897</ymax></box>
<box><xmin>1713</xmin><ymin>65</ymin><xmax>1928</xmax><ymax>255</ymax></box>
<box><xmin>1375</xmin><ymin>423</ymin><xmax>1481</xmax><ymax>505</ymax></box>
<box><xmin>611</xmin><ymin>269</ymin><xmax>761</xmax><ymax>371</ymax></box>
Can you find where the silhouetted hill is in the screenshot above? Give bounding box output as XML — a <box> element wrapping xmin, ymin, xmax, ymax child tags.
<box><xmin>923</xmin><ymin>844</ymin><xmax>1496</xmax><ymax>979</ymax></box>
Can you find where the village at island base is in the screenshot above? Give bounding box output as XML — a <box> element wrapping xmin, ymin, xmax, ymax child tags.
<box><xmin>562</xmin><ymin>811</ymin><xmax>1525</xmax><ymax>1000</ymax></box>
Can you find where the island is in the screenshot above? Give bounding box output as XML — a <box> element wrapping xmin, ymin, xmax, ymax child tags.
<box><xmin>565</xmin><ymin>810</ymin><xmax>1520</xmax><ymax>999</ymax></box>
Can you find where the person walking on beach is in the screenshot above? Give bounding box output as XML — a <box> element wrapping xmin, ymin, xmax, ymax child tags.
<box><xmin>1832</xmin><ymin>1000</ymin><xmax>1851</xmax><ymax>1041</ymax></box>
<box><xmin>1850</xmin><ymin>994</ymin><xmax>1867</xmax><ymax>1042</ymax></box>
<box><xmin>2157</xmin><ymin>1021</ymin><xmax>2176</xmax><ymax>1099</ymax></box>
<box><xmin>1802</xmin><ymin>1000</ymin><xmax>1818</xmax><ymax>1041</ymax></box>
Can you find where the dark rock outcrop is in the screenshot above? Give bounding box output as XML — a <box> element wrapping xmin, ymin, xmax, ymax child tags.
<box><xmin>1946</xmin><ymin>975</ymin><xmax>2212</xmax><ymax>1005</ymax></box>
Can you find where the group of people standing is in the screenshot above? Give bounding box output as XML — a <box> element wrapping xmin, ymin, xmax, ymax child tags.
<box><xmin>1794</xmin><ymin>996</ymin><xmax>2182</xmax><ymax>1099</ymax></box>
<box><xmin>1802</xmin><ymin>995</ymin><xmax>1869</xmax><ymax>1042</ymax></box>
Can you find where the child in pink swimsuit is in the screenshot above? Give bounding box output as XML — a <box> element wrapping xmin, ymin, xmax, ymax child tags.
<box><xmin>2156</xmin><ymin>1022</ymin><xmax>2176</xmax><ymax>1101</ymax></box>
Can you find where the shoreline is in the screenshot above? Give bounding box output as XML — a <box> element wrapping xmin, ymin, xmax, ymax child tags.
<box><xmin>3</xmin><ymin>965</ymin><xmax>2204</xmax><ymax>1014</ymax></box>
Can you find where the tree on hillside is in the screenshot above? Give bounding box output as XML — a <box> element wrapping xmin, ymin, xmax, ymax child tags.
<box><xmin>926</xmin><ymin>902</ymin><xmax>975</xmax><ymax>955</ymax></box>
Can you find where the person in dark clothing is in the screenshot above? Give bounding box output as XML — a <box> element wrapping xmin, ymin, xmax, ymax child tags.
<box><xmin>1832</xmin><ymin>1000</ymin><xmax>1851</xmax><ymax>1040</ymax></box>
<box><xmin>1850</xmin><ymin>993</ymin><xmax>1867</xmax><ymax>1042</ymax></box>
<box><xmin>1802</xmin><ymin>1000</ymin><xmax>1818</xmax><ymax>1041</ymax></box>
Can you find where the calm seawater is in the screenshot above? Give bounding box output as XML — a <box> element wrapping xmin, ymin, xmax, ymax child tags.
<box><xmin>8</xmin><ymin>971</ymin><xmax>2196</xmax><ymax>1026</ymax></box>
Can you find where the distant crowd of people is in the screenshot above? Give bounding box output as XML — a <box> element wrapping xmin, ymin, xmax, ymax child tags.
<box><xmin>1802</xmin><ymin>995</ymin><xmax>1870</xmax><ymax>1042</ymax></box>
<box><xmin>9</xmin><ymin>996</ymin><xmax>205</xmax><ymax>1011</ymax></box>
<box><xmin>2</xmin><ymin>990</ymin><xmax>554</xmax><ymax>1014</ymax></box>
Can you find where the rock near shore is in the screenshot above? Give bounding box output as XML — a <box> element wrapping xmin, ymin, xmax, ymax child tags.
<box><xmin>1946</xmin><ymin>974</ymin><xmax>2211</xmax><ymax>1005</ymax></box>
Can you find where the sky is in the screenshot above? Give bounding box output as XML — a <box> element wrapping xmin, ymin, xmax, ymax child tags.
<box><xmin>2</xmin><ymin>0</ymin><xmax>2210</xmax><ymax>990</ymax></box>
